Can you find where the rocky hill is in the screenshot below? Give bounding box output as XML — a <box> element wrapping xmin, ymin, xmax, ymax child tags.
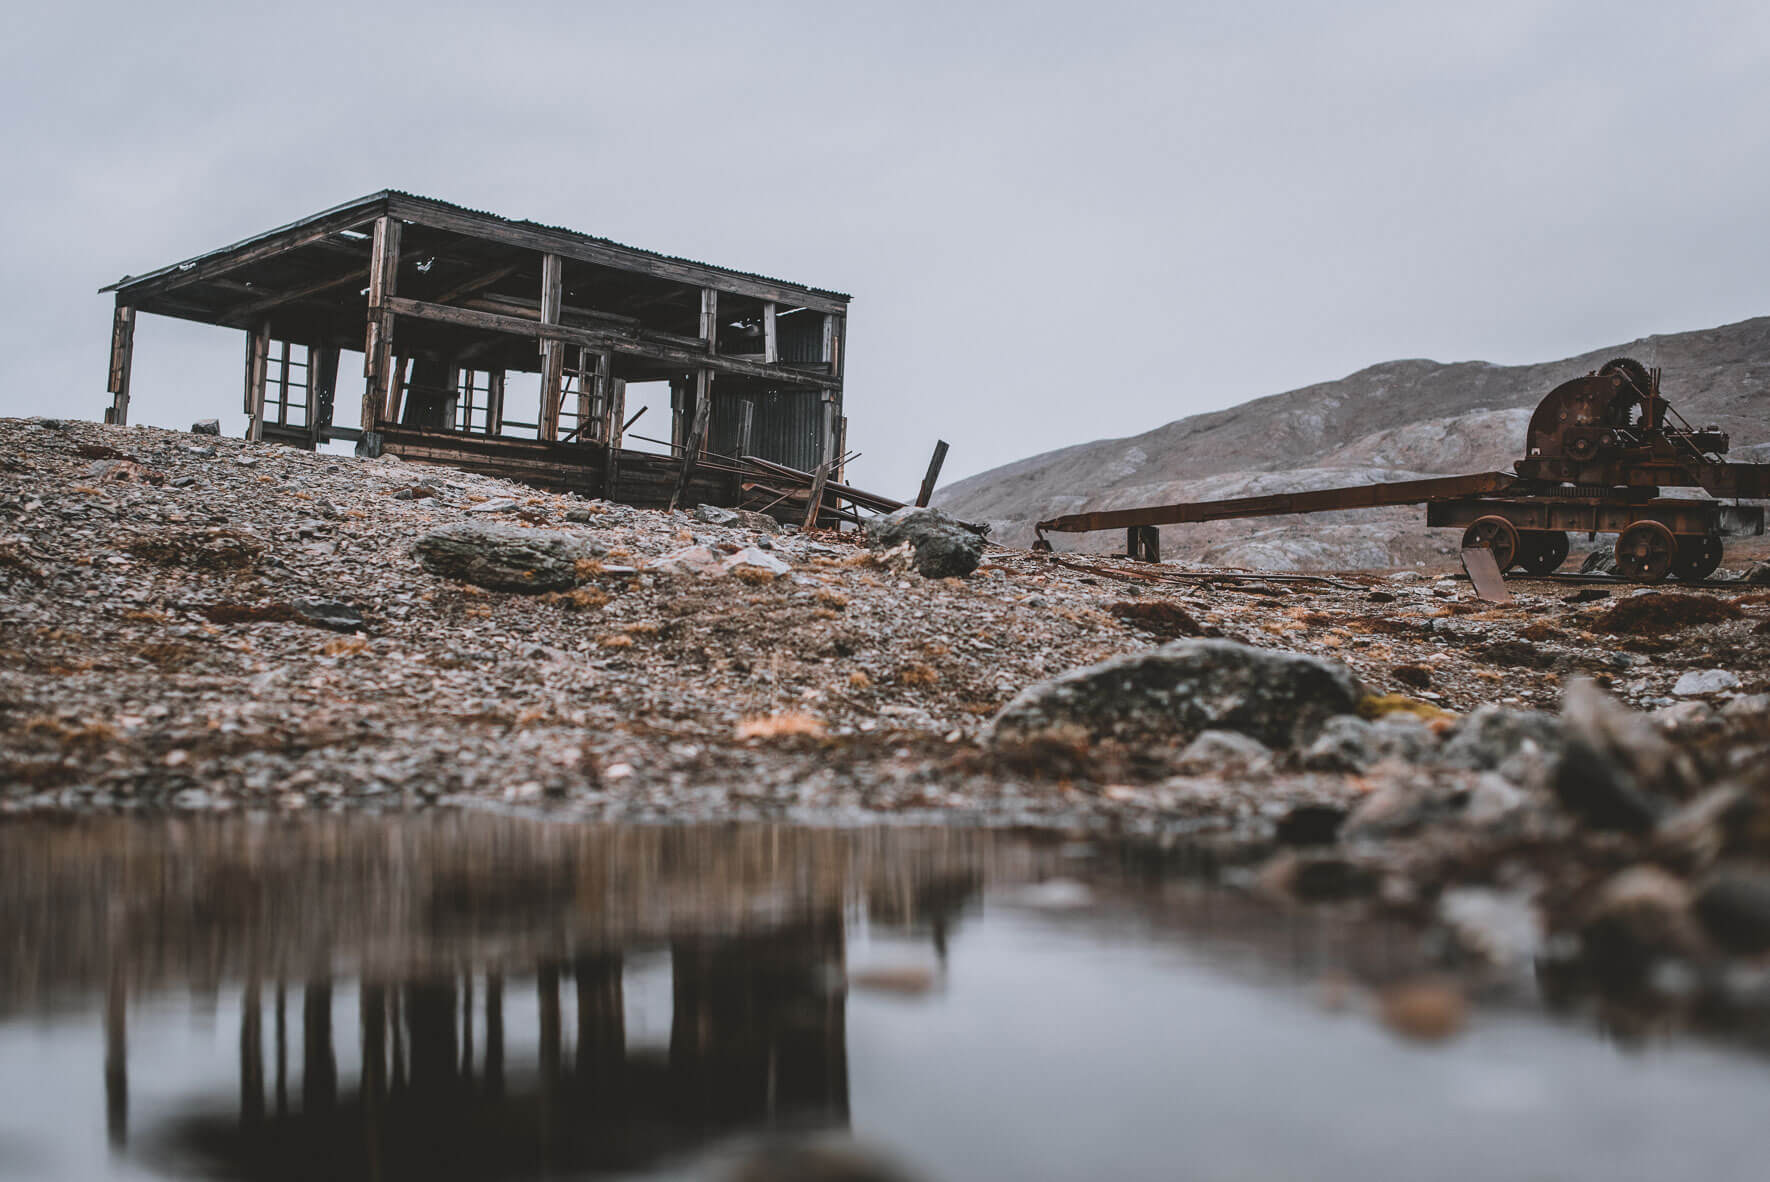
<box><xmin>935</xmin><ymin>317</ymin><xmax>1770</xmax><ymax>569</ymax></box>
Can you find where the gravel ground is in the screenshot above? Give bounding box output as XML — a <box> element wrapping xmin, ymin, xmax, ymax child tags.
<box><xmin>4</xmin><ymin>414</ymin><xmax>1769</xmax><ymax>824</ymax></box>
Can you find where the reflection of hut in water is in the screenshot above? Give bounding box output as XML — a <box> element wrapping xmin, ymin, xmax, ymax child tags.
<box><xmin>151</xmin><ymin>919</ymin><xmax>849</xmax><ymax>1179</ymax></box>
<box><xmin>0</xmin><ymin>819</ymin><xmax>1005</xmax><ymax>1177</ymax></box>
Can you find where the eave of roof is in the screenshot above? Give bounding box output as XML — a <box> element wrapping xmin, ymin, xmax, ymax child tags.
<box><xmin>102</xmin><ymin>189</ymin><xmax>851</xmax><ymax>303</ymax></box>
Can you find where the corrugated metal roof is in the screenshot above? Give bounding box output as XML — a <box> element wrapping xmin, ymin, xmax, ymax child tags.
<box><xmin>104</xmin><ymin>189</ymin><xmax>852</xmax><ymax>302</ymax></box>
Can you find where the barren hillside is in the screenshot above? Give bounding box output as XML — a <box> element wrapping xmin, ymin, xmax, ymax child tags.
<box><xmin>935</xmin><ymin>317</ymin><xmax>1770</xmax><ymax>568</ymax></box>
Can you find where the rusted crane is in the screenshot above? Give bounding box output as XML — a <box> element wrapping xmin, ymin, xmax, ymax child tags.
<box><xmin>1034</xmin><ymin>360</ymin><xmax>1769</xmax><ymax>583</ymax></box>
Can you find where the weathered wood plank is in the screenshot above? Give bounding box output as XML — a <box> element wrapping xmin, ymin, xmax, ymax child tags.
<box><xmin>361</xmin><ymin>216</ymin><xmax>401</xmax><ymax>431</ymax></box>
<box><xmin>382</xmin><ymin>296</ymin><xmax>841</xmax><ymax>389</ymax></box>
<box><xmin>106</xmin><ymin>305</ymin><xmax>135</xmax><ymax>426</ymax></box>
<box><xmin>763</xmin><ymin>303</ymin><xmax>777</xmax><ymax>363</ymax></box>
<box><xmin>245</xmin><ymin>323</ymin><xmax>270</xmax><ymax>442</ymax></box>
<box><xmin>916</xmin><ymin>440</ymin><xmax>949</xmax><ymax>507</ymax></box>
<box><xmin>699</xmin><ymin>288</ymin><xmax>718</xmax><ymax>354</ymax></box>
<box><xmin>538</xmin><ymin>254</ymin><xmax>565</xmax><ymax>440</ymax></box>
<box><xmin>669</xmin><ymin>370</ymin><xmax>714</xmax><ymax>511</ymax></box>
<box><xmin>802</xmin><ymin>461</ymin><xmax>830</xmax><ymax>530</ymax></box>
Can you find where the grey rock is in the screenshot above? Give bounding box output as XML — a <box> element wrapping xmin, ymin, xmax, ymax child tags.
<box><xmin>693</xmin><ymin>503</ymin><xmax>741</xmax><ymax>527</ymax></box>
<box><xmin>1582</xmin><ymin>865</ymin><xmax>1705</xmax><ymax>982</ymax></box>
<box><xmin>1580</xmin><ymin>549</ymin><xmax>1618</xmax><ymax>575</ymax></box>
<box><xmin>1694</xmin><ymin>869</ymin><xmax>1770</xmax><ymax>955</ymax></box>
<box><xmin>1274</xmin><ymin>803</ymin><xmax>1347</xmax><ymax>846</ymax></box>
<box><xmin>1439</xmin><ymin>705</ymin><xmax>1563</xmax><ymax>772</ymax></box>
<box><xmin>989</xmin><ymin>639</ymin><xmax>1364</xmax><ymax>750</ymax></box>
<box><xmin>649</xmin><ymin>544</ymin><xmax>724</xmax><ymax>578</ymax></box>
<box><xmin>1742</xmin><ymin>562</ymin><xmax>1770</xmax><ymax>586</ymax></box>
<box><xmin>190</xmin><ymin>419</ymin><xmax>221</xmax><ymax>435</ymax></box>
<box><xmin>170</xmin><ymin>475</ymin><xmax>196</xmax><ymax>489</ymax></box>
<box><xmin>412</xmin><ymin>523</ymin><xmax>598</xmax><ymax>593</ymax></box>
<box><xmin>866</xmin><ymin>507</ymin><xmax>984</xmax><ymax>578</ymax></box>
<box><xmin>1302</xmin><ymin>714</ymin><xmax>1435</xmax><ymax>772</ymax></box>
<box><xmin>1673</xmin><ymin>668</ymin><xmax>1740</xmax><ymax>697</ymax></box>
<box><xmin>1344</xmin><ymin>768</ymin><xmax>1525</xmax><ymax>839</ymax></box>
<box><xmin>1552</xmin><ymin>680</ymin><xmax>1694</xmax><ymax>833</ymax></box>
<box><xmin>466</xmin><ymin>497</ymin><xmax>519</xmax><ymax>514</ymax></box>
<box><xmin>1655</xmin><ymin>785</ymin><xmax>1756</xmax><ymax>871</ymax></box>
<box><xmin>393</xmin><ymin>484</ymin><xmax>440</xmax><ymax>501</ymax></box>
<box><xmin>291</xmin><ymin>599</ymin><xmax>365</xmax><ymax>632</ymax></box>
<box><xmin>1174</xmin><ymin>729</ymin><xmax>1274</xmax><ymax>775</ymax></box>
<box><xmin>1438</xmin><ymin>887</ymin><xmax>1543</xmax><ymax>969</ymax></box>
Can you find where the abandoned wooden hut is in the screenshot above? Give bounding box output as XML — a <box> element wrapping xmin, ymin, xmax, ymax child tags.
<box><xmin>100</xmin><ymin>191</ymin><xmax>853</xmax><ymax>515</ymax></box>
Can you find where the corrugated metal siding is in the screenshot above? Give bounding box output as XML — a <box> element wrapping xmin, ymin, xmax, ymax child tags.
<box><xmin>776</xmin><ymin>312</ymin><xmax>826</xmax><ymax>364</ymax></box>
<box><xmin>710</xmin><ymin>390</ymin><xmax>823</xmax><ymax>472</ymax></box>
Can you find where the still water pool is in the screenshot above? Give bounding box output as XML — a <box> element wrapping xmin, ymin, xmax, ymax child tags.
<box><xmin>0</xmin><ymin>816</ymin><xmax>1762</xmax><ymax>1181</ymax></box>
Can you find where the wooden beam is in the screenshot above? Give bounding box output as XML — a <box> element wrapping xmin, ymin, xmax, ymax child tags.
<box><xmin>245</xmin><ymin>323</ymin><xmax>270</xmax><ymax>442</ymax></box>
<box><xmin>802</xmin><ymin>462</ymin><xmax>831</xmax><ymax>530</ymax></box>
<box><xmin>737</xmin><ymin>399</ymin><xmax>755</xmax><ymax>458</ymax></box>
<box><xmin>361</xmin><ymin>216</ymin><xmax>400</xmax><ymax>431</ymax></box>
<box><xmin>916</xmin><ymin>440</ymin><xmax>949</xmax><ymax>507</ymax></box>
<box><xmin>669</xmin><ymin>370</ymin><xmax>713</xmax><ymax>511</ymax></box>
<box><xmin>762</xmin><ymin>303</ymin><xmax>777</xmax><ymax>364</ymax></box>
<box><xmin>538</xmin><ymin>254</ymin><xmax>565</xmax><ymax>440</ymax></box>
<box><xmin>107</xmin><ymin>196</ymin><xmax>386</xmax><ymax>303</ymax></box>
<box><xmin>227</xmin><ymin>268</ymin><xmax>365</xmax><ymax>325</ymax></box>
<box><xmin>699</xmin><ymin>288</ymin><xmax>718</xmax><ymax>353</ymax></box>
<box><xmin>385</xmin><ymin>193</ymin><xmax>850</xmax><ymax>315</ymax></box>
<box><xmin>431</xmin><ymin>261</ymin><xmax>522</xmax><ymax>305</ymax></box>
<box><xmin>106</xmin><ymin>305</ymin><xmax>135</xmax><ymax>426</ymax></box>
<box><xmin>381</xmin><ymin>296</ymin><xmax>841</xmax><ymax>389</ymax></box>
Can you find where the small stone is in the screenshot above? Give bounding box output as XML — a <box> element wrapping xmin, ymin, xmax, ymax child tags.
<box><xmin>721</xmin><ymin>546</ymin><xmax>791</xmax><ymax>579</ymax></box>
<box><xmin>170</xmin><ymin>475</ymin><xmax>196</xmax><ymax>488</ymax></box>
<box><xmin>1673</xmin><ymin>668</ymin><xmax>1740</xmax><ymax>697</ymax></box>
<box><xmin>692</xmin><ymin>503</ymin><xmax>741</xmax><ymax>527</ymax></box>
<box><xmin>649</xmin><ymin>544</ymin><xmax>725</xmax><ymax>578</ymax></box>
<box><xmin>1174</xmin><ymin>729</ymin><xmax>1274</xmax><ymax>775</ymax></box>
<box><xmin>1378</xmin><ymin>979</ymin><xmax>1467</xmax><ymax>1042</ymax></box>
<box><xmin>1580</xmin><ymin>549</ymin><xmax>1618</xmax><ymax>576</ymax></box>
<box><xmin>467</xmin><ymin>497</ymin><xmax>518</xmax><ymax>514</ymax></box>
<box><xmin>393</xmin><ymin>484</ymin><xmax>440</xmax><ymax>501</ymax></box>
<box><xmin>1694</xmin><ymin>869</ymin><xmax>1770</xmax><ymax>955</ymax></box>
<box><xmin>290</xmin><ymin>599</ymin><xmax>365</xmax><ymax>632</ymax></box>
<box><xmin>190</xmin><ymin>419</ymin><xmax>221</xmax><ymax>435</ymax></box>
<box><xmin>1552</xmin><ymin>680</ymin><xmax>1692</xmax><ymax>833</ymax></box>
<box><xmin>1581</xmin><ymin>865</ymin><xmax>1705</xmax><ymax>984</ymax></box>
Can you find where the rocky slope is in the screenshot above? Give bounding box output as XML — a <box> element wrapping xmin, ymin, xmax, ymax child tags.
<box><xmin>936</xmin><ymin>317</ymin><xmax>1770</xmax><ymax>567</ymax></box>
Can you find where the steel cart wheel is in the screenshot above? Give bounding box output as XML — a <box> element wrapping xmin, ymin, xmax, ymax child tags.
<box><xmin>1614</xmin><ymin>520</ymin><xmax>1676</xmax><ymax>583</ymax></box>
<box><xmin>1462</xmin><ymin>515</ymin><xmax>1521</xmax><ymax>571</ymax></box>
<box><xmin>1671</xmin><ymin>535</ymin><xmax>1723</xmax><ymax>582</ymax></box>
<box><xmin>1516</xmin><ymin>530</ymin><xmax>1570</xmax><ymax>575</ymax></box>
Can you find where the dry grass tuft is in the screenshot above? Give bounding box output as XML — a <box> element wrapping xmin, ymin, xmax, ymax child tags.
<box><xmin>732</xmin><ymin>566</ymin><xmax>780</xmax><ymax>585</ymax></box>
<box><xmin>848</xmin><ymin>670</ymin><xmax>873</xmax><ymax>690</ymax></box>
<box><xmin>897</xmin><ymin>661</ymin><xmax>940</xmax><ymax>687</ymax></box>
<box><xmin>736</xmin><ymin>711</ymin><xmax>826</xmax><ymax>740</ymax></box>
<box><xmin>599</xmin><ymin>634</ymin><xmax>634</xmax><ymax>648</ymax></box>
<box><xmin>540</xmin><ymin>587</ymin><xmax>611</xmax><ymax>610</ymax></box>
<box><xmin>1359</xmin><ymin>693</ymin><xmax>1454</xmax><ymax>722</ymax></box>
<box><xmin>322</xmin><ymin>637</ymin><xmax>370</xmax><ymax>657</ymax></box>
<box><xmin>815</xmin><ymin>588</ymin><xmax>850</xmax><ymax>609</ymax></box>
<box><xmin>573</xmin><ymin>557</ymin><xmax>605</xmax><ymax>579</ymax></box>
<box><xmin>1109</xmin><ymin>600</ymin><xmax>1203</xmax><ymax>639</ymax></box>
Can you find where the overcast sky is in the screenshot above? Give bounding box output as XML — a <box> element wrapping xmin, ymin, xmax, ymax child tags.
<box><xmin>4</xmin><ymin>1</ymin><xmax>1768</xmax><ymax>495</ymax></box>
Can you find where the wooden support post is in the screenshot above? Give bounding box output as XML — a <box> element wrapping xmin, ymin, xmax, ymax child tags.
<box><xmin>488</xmin><ymin>370</ymin><xmax>506</xmax><ymax>436</ymax></box>
<box><xmin>274</xmin><ymin>339</ymin><xmax>291</xmax><ymax>427</ymax></box>
<box><xmin>1127</xmin><ymin>525</ymin><xmax>1160</xmax><ymax>563</ymax></box>
<box><xmin>538</xmin><ymin>253</ymin><xmax>565</xmax><ymax>440</ymax></box>
<box><xmin>700</xmin><ymin>288</ymin><xmax>718</xmax><ymax>353</ymax></box>
<box><xmin>821</xmin><ymin>313</ymin><xmax>836</xmax><ymax>370</ymax></box>
<box><xmin>384</xmin><ymin>355</ymin><xmax>408</xmax><ymax>422</ymax></box>
<box><xmin>836</xmin><ymin>415</ymin><xmax>849</xmax><ymax>485</ymax></box>
<box><xmin>802</xmin><ymin>461</ymin><xmax>831</xmax><ymax>531</ymax></box>
<box><xmin>106</xmin><ymin>305</ymin><xmax>135</xmax><ymax>426</ymax></box>
<box><xmin>916</xmin><ymin>440</ymin><xmax>949</xmax><ymax>507</ymax></box>
<box><xmin>669</xmin><ymin>369</ymin><xmax>713</xmax><ymax>511</ymax></box>
<box><xmin>361</xmin><ymin>215</ymin><xmax>401</xmax><ymax>432</ymax></box>
<box><xmin>603</xmin><ymin>376</ymin><xmax>626</xmax><ymax>499</ymax></box>
<box><xmin>244</xmin><ymin>323</ymin><xmax>270</xmax><ymax>442</ymax></box>
<box><xmin>762</xmin><ymin>302</ymin><xmax>777</xmax><ymax>363</ymax></box>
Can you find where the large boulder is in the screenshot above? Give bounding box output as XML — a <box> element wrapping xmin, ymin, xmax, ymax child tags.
<box><xmin>412</xmin><ymin>523</ymin><xmax>599</xmax><ymax>592</ymax></box>
<box><xmin>866</xmin><ymin>507</ymin><xmax>985</xmax><ymax>578</ymax></box>
<box><xmin>988</xmin><ymin>639</ymin><xmax>1365</xmax><ymax>750</ymax></box>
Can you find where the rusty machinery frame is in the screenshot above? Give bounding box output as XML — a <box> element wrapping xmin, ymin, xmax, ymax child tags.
<box><xmin>1034</xmin><ymin>360</ymin><xmax>1770</xmax><ymax>583</ymax></box>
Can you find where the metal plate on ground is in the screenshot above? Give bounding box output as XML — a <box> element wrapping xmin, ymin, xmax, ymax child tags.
<box><xmin>1461</xmin><ymin>547</ymin><xmax>1513</xmax><ymax>604</ymax></box>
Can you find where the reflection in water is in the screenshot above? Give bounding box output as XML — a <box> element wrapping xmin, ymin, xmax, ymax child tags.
<box><xmin>2</xmin><ymin>819</ymin><xmax>989</xmax><ymax>1180</ymax></box>
<box><xmin>4</xmin><ymin>817</ymin><xmax>1768</xmax><ymax>1182</ymax></box>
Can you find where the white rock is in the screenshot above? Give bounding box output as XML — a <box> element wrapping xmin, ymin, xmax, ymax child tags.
<box><xmin>648</xmin><ymin>544</ymin><xmax>724</xmax><ymax>577</ymax></box>
<box><xmin>1673</xmin><ymin>668</ymin><xmax>1740</xmax><ymax>697</ymax></box>
<box><xmin>721</xmin><ymin>546</ymin><xmax>791</xmax><ymax>578</ymax></box>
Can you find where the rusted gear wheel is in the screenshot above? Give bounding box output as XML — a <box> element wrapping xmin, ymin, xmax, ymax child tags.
<box><xmin>1517</xmin><ymin>529</ymin><xmax>1569</xmax><ymax>575</ymax></box>
<box><xmin>1599</xmin><ymin>357</ymin><xmax>1659</xmax><ymax>430</ymax></box>
<box><xmin>1462</xmin><ymin>515</ymin><xmax>1521</xmax><ymax>571</ymax></box>
<box><xmin>1672</xmin><ymin>535</ymin><xmax>1723</xmax><ymax>582</ymax></box>
<box><xmin>1614</xmin><ymin>520</ymin><xmax>1675</xmax><ymax>583</ymax></box>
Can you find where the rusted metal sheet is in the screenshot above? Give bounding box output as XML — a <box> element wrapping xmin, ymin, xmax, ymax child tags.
<box><xmin>1460</xmin><ymin>548</ymin><xmax>1513</xmax><ymax>604</ymax></box>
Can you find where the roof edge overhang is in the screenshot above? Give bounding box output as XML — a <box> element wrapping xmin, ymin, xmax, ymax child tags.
<box><xmin>101</xmin><ymin>190</ymin><xmax>851</xmax><ymax>313</ymax></box>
